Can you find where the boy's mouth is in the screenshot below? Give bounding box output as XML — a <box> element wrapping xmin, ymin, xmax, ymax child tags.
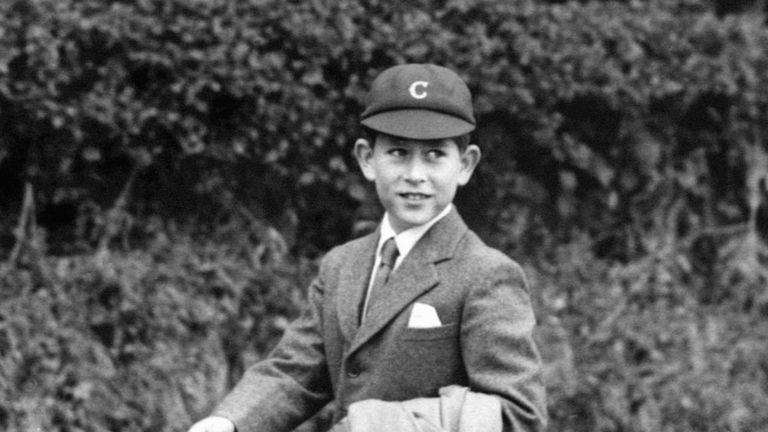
<box><xmin>399</xmin><ymin>192</ymin><xmax>430</xmax><ymax>201</ymax></box>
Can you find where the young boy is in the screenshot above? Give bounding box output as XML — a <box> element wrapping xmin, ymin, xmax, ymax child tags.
<box><xmin>188</xmin><ymin>64</ymin><xmax>547</xmax><ymax>432</ymax></box>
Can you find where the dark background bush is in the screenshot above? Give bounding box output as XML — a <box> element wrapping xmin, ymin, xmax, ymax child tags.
<box><xmin>1</xmin><ymin>0</ymin><xmax>767</xmax><ymax>431</ymax></box>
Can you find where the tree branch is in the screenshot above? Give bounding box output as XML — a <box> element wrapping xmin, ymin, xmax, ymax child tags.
<box><xmin>96</xmin><ymin>167</ymin><xmax>139</xmax><ymax>264</ymax></box>
<box><xmin>6</xmin><ymin>182</ymin><xmax>35</xmax><ymax>267</ymax></box>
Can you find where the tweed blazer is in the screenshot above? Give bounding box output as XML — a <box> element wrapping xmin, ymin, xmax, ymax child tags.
<box><xmin>212</xmin><ymin>208</ymin><xmax>547</xmax><ymax>432</ymax></box>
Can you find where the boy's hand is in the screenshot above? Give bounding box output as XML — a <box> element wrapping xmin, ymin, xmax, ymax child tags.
<box><xmin>187</xmin><ymin>416</ymin><xmax>235</xmax><ymax>432</ymax></box>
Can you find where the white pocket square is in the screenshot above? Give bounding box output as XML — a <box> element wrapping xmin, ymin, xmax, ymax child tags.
<box><xmin>408</xmin><ymin>302</ymin><xmax>442</xmax><ymax>328</ymax></box>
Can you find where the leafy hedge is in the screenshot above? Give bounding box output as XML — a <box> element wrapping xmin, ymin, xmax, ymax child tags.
<box><xmin>0</xmin><ymin>221</ymin><xmax>323</xmax><ymax>431</ymax></box>
<box><xmin>2</xmin><ymin>0</ymin><xmax>768</xmax><ymax>431</ymax></box>
<box><xmin>2</xmin><ymin>0</ymin><xmax>767</xmax><ymax>254</ymax></box>
<box><xmin>534</xmin><ymin>237</ymin><xmax>768</xmax><ymax>431</ymax></box>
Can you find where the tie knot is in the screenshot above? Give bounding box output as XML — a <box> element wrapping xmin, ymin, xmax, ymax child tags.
<box><xmin>380</xmin><ymin>237</ymin><xmax>399</xmax><ymax>268</ymax></box>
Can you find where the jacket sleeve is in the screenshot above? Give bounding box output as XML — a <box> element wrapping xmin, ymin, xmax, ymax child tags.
<box><xmin>211</xmin><ymin>267</ymin><xmax>333</xmax><ymax>432</ymax></box>
<box><xmin>460</xmin><ymin>259</ymin><xmax>548</xmax><ymax>432</ymax></box>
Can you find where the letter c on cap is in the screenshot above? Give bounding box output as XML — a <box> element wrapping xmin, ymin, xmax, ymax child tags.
<box><xmin>409</xmin><ymin>81</ymin><xmax>429</xmax><ymax>99</ymax></box>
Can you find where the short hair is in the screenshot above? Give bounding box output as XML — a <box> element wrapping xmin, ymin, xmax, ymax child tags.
<box><xmin>360</xmin><ymin>126</ymin><xmax>472</xmax><ymax>152</ymax></box>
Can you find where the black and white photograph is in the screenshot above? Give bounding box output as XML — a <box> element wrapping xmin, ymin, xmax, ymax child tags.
<box><xmin>1</xmin><ymin>1</ymin><xmax>767</xmax><ymax>431</ymax></box>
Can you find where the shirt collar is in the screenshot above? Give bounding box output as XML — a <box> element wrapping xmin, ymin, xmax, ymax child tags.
<box><xmin>377</xmin><ymin>204</ymin><xmax>453</xmax><ymax>267</ymax></box>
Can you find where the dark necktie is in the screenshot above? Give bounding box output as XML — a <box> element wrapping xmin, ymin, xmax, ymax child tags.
<box><xmin>360</xmin><ymin>237</ymin><xmax>399</xmax><ymax>323</ymax></box>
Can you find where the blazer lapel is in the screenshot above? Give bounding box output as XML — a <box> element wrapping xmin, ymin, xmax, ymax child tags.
<box><xmin>336</xmin><ymin>230</ymin><xmax>378</xmax><ymax>343</ymax></box>
<box><xmin>347</xmin><ymin>208</ymin><xmax>468</xmax><ymax>356</ymax></box>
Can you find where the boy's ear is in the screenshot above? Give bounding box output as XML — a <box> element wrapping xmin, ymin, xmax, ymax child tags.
<box><xmin>354</xmin><ymin>138</ymin><xmax>376</xmax><ymax>181</ymax></box>
<box><xmin>457</xmin><ymin>144</ymin><xmax>481</xmax><ymax>186</ymax></box>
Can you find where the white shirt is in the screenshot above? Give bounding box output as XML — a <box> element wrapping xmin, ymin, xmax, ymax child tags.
<box><xmin>360</xmin><ymin>204</ymin><xmax>453</xmax><ymax>318</ymax></box>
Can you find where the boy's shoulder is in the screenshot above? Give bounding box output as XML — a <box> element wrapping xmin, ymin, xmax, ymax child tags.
<box><xmin>320</xmin><ymin>230</ymin><xmax>378</xmax><ymax>266</ymax></box>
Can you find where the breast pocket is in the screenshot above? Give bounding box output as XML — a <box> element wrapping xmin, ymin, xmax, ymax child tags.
<box><xmin>401</xmin><ymin>322</ymin><xmax>459</xmax><ymax>341</ymax></box>
<box><xmin>391</xmin><ymin>322</ymin><xmax>465</xmax><ymax>395</ymax></box>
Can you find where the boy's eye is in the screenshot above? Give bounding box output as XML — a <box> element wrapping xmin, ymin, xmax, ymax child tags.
<box><xmin>426</xmin><ymin>149</ymin><xmax>445</xmax><ymax>158</ymax></box>
<box><xmin>389</xmin><ymin>148</ymin><xmax>407</xmax><ymax>157</ymax></box>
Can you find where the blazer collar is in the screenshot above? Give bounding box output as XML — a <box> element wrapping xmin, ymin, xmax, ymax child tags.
<box><xmin>337</xmin><ymin>207</ymin><xmax>468</xmax><ymax>352</ymax></box>
<box><xmin>337</xmin><ymin>231</ymin><xmax>378</xmax><ymax>342</ymax></box>
<box><xmin>404</xmin><ymin>206</ymin><xmax>467</xmax><ymax>265</ymax></box>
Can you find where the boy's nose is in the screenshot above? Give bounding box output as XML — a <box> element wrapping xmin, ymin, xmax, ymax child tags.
<box><xmin>403</xmin><ymin>157</ymin><xmax>427</xmax><ymax>183</ymax></box>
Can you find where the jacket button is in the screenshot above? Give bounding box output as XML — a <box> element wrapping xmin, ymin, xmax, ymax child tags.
<box><xmin>346</xmin><ymin>364</ymin><xmax>361</xmax><ymax>378</ymax></box>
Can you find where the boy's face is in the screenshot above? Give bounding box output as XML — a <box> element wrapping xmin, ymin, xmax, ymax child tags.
<box><xmin>354</xmin><ymin>134</ymin><xmax>480</xmax><ymax>233</ymax></box>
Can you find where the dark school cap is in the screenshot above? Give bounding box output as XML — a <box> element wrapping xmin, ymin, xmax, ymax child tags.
<box><xmin>360</xmin><ymin>63</ymin><xmax>476</xmax><ymax>140</ymax></box>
